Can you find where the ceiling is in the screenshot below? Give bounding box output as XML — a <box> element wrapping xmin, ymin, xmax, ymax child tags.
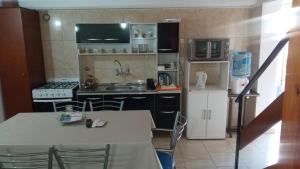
<box><xmin>16</xmin><ymin>0</ymin><xmax>259</xmax><ymax>9</ymax></box>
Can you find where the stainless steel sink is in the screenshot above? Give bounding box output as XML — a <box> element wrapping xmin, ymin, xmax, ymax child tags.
<box><xmin>103</xmin><ymin>83</ymin><xmax>145</xmax><ymax>92</ymax></box>
<box><xmin>105</xmin><ymin>86</ymin><xmax>134</xmax><ymax>91</ymax></box>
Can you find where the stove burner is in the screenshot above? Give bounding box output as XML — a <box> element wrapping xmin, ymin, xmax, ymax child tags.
<box><xmin>32</xmin><ymin>81</ymin><xmax>79</xmax><ymax>99</ymax></box>
<box><xmin>39</xmin><ymin>82</ymin><xmax>79</xmax><ymax>89</ymax></box>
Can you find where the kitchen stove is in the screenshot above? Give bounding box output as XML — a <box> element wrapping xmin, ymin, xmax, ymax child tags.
<box><xmin>32</xmin><ymin>82</ymin><xmax>79</xmax><ymax>99</ymax></box>
<box><xmin>32</xmin><ymin>80</ymin><xmax>79</xmax><ymax>112</ymax></box>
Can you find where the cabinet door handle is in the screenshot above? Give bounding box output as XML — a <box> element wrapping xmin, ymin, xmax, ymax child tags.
<box><xmin>86</xmin><ymin>98</ymin><xmax>102</xmax><ymax>100</ymax></box>
<box><xmin>160</xmin><ymin>111</ymin><xmax>175</xmax><ymax>114</ymax></box>
<box><xmin>161</xmin><ymin>96</ymin><xmax>175</xmax><ymax>99</ymax></box>
<box><xmin>112</xmin><ymin>96</ymin><xmax>128</xmax><ymax>100</ymax></box>
<box><xmin>131</xmin><ymin>96</ymin><xmax>147</xmax><ymax>100</ymax></box>
<box><xmin>203</xmin><ymin>110</ymin><xmax>207</xmax><ymax>120</ymax></box>
<box><xmin>158</xmin><ymin>48</ymin><xmax>173</xmax><ymax>51</ymax></box>
<box><xmin>208</xmin><ymin>110</ymin><xmax>212</xmax><ymax>120</ymax></box>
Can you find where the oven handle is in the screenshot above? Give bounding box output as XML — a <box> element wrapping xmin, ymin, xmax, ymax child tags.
<box><xmin>33</xmin><ymin>99</ymin><xmax>72</xmax><ymax>103</ymax></box>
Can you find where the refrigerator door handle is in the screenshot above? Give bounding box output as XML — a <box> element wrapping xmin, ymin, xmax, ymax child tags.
<box><xmin>203</xmin><ymin>109</ymin><xmax>207</xmax><ymax>120</ymax></box>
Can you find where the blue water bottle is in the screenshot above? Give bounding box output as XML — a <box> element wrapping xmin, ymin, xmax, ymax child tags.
<box><xmin>231</xmin><ymin>51</ymin><xmax>252</xmax><ymax>77</ymax></box>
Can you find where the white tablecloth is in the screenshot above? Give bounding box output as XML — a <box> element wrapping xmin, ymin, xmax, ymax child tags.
<box><xmin>0</xmin><ymin>111</ymin><xmax>161</xmax><ymax>169</ymax></box>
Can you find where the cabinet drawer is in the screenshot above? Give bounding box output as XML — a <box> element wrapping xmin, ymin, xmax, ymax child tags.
<box><xmin>77</xmin><ymin>95</ymin><xmax>103</xmax><ymax>111</ymax></box>
<box><xmin>156</xmin><ymin>106</ymin><xmax>180</xmax><ymax>129</ymax></box>
<box><xmin>128</xmin><ymin>95</ymin><xmax>155</xmax><ymax>120</ymax></box>
<box><xmin>77</xmin><ymin>95</ymin><xmax>104</xmax><ymax>101</ymax></box>
<box><xmin>156</xmin><ymin>94</ymin><xmax>180</xmax><ymax>106</ymax></box>
<box><xmin>104</xmin><ymin>95</ymin><xmax>130</xmax><ymax>109</ymax></box>
<box><xmin>127</xmin><ymin>95</ymin><xmax>154</xmax><ymax>110</ymax></box>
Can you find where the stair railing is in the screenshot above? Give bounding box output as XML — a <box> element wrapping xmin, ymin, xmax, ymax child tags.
<box><xmin>234</xmin><ymin>37</ymin><xmax>289</xmax><ymax>169</ymax></box>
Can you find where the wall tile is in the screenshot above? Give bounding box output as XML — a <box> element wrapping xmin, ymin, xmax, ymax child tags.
<box><xmin>47</xmin><ymin>10</ymin><xmax>63</xmax><ymax>41</ymax></box>
<box><xmin>40</xmin><ymin>8</ymin><xmax>254</xmax><ymax>83</ymax></box>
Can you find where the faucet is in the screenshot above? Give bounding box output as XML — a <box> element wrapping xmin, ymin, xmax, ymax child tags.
<box><xmin>113</xmin><ymin>59</ymin><xmax>130</xmax><ymax>77</ymax></box>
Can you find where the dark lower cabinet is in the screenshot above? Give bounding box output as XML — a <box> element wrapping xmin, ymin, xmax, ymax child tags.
<box><xmin>78</xmin><ymin>94</ymin><xmax>155</xmax><ymax>120</ymax></box>
<box><xmin>156</xmin><ymin>106</ymin><xmax>180</xmax><ymax>129</ymax></box>
<box><xmin>127</xmin><ymin>95</ymin><xmax>155</xmax><ymax>119</ymax></box>
<box><xmin>105</xmin><ymin>94</ymin><xmax>155</xmax><ymax>121</ymax></box>
<box><xmin>155</xmin><ymin>93</ymin><xmax>181</xmax><ymax>129</ymax></box>
<box><xmin>77</xmin><ymin>95</ymin><xmax>104</xmax><ymax>111</ymax></box>
<box><xmin>104</xmin><ymin>94</ymin><xmax>131</xmax><ymax>110</ymax></box>
<box><xmin>77</xmin><ymin>92</ymin><xmax>181</xmax><ymax>129</ymax></box>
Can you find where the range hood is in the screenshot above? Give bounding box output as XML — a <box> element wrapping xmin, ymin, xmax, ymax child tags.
<box><xmin>76</xmin><ymin>24</ymin><xmax>130</xmax><ymax>43</ymax></box>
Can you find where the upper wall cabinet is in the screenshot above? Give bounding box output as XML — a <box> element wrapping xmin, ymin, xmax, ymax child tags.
<box><xmin>130</xmin><ymin>24</ymin><xmax>157</xmax><ymax>54</ymax></box>
<box><xmin>76</xmin><ymin>24</ymin><xmax>130</xmax><ymax>43</ymax></box>
<box><xmin>157</xmin><ymin>22</ymin><xmax>179</xmax><ymax>53</ymax></box>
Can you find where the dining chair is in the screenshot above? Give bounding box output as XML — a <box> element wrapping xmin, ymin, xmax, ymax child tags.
<box><xmin>89</xmin><ymin>100</ymin><xmax>124</xmax><ymax>111</ymax></box>
<box><xmin>0</xmin><ymin>148</ymin><xmax>53</xmax><ymax>169</ymax></box>
<box><xmin>51</xmin><ymin>144</ymin><xmax>110</xmax><ymax>169</ymax></box>
<box><xmin>152</xmin><ymin>112</ymin><xmax>187</xmax><ymax>169</ymax></box>
<box><xmin>53</xmin><ymin>101</ymin><xmax>87</xmax><ymax>112</ymax></box>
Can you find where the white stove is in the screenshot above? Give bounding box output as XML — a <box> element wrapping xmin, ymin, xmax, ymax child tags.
<box><xmin>32</xmin><ymin>80</ymin><xmax>79</xmax><ymax>112</ymax></box>
<box><xmin>32</xmin><ymin>81</ymin><xmax>79</xmax><ymax>99</ymax></box>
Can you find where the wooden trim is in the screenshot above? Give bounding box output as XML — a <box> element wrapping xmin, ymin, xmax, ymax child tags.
<box><xmin>239</xmin><ymin>93</ymin><xmax>283</xmax><ymax>150</ymax></box>
<box><xmin>264</xmin><ymin>164</ymin><xmax>278</xmax><ymax>169</ymax></box>
<box><xmin>275</xmin><ymin>0</ymin><xmax>300</xmax><ymax>168</ymax></box>
<box><xmin>0</xmin><ymin>0</ymin><xmax>19</xmax><ymax>7</ymax></box>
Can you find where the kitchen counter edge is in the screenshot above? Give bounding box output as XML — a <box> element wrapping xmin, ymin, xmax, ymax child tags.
<box><xmin>76</xmin><ymin>90</ymin><xmax>181</xmax><ymax>95</ymax></box>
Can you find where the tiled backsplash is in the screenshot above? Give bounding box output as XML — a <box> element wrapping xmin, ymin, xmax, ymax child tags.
<box><xmin>39</xmin><ymin>8</ymin><xmax>253</xmax><ymax>84</ymax></box>
<box><xmin>79</xmin><ymin>54</ymin><xmax>156</xmax><ymax>84</ymax></box>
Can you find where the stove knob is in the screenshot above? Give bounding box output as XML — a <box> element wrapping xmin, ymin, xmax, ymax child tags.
<box><xmin>57</xmin><ymin>93</ymin><xmax>60</xmax><ymax>97</ymax></box>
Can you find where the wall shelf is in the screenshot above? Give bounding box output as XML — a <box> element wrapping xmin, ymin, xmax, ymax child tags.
<box><xmin>78</xmin><ymin>52</ymin><xmax>157</xmax><ymax>56</ymax></box>
<box><xmin>184</xmin><ymin>60</ymin><xmax>229</xmax><ymax>90</ymax></box>
<box><xmin>188</xmin><ymin>60</ymin><xmax>229</xmax><ymax>64</ymax></box>
<box><xmin>158</xmin><ymin>69</ymin><xmax>178</xmax><ymax>72</ymax></box>
<box><xmin>131</xmin><ymin>37</ymin><xmax>157</xmax><ymax>40</ymax></box>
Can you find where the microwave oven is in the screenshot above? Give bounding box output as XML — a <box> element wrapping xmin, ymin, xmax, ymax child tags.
<box><xmin>188</xmin><ymin>39</ymin><xmax>229</xmax><ymax>61</ymax></box>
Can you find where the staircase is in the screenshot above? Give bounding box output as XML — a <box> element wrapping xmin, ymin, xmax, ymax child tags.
<box><xmin>234</xmin><ymin>38</ymin><xmax>289</xmax><ymax>169</ymax></box>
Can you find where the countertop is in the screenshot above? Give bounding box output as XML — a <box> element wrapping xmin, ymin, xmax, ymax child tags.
<box><xmin>77</xmin><ymin>85</ymin><xmax>182</xmax><ymax>95</ymax></box>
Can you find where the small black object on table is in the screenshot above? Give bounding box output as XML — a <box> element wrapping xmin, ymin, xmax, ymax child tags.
<box><xmin>86</xmin><ymin>119</ymin><xmax>93</xmax><ymax>128</ymax></box>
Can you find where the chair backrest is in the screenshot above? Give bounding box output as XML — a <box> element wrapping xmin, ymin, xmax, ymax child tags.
<box><xmin>89</xmin><ymin>100</ymin><xmax>124</xmax><ymax>112</ymax></box>
<box><xmin>52</xmin><ymin>144</ymin><xmax>110</xmax><ymax>169</ymax></box>
<box><xmin>169</xmin><ymin>112</ymin><xmax>187</xmax><ymax>151</ymax></box>
<box><xmin>53</xmin><ymin>101</ymin><xmax>86</xmax><ymax>112</ymax></box>
<box><xmin>0</xmin><ymin>149</ymin><xmax>52</xmax><ymax>169</ymax></box>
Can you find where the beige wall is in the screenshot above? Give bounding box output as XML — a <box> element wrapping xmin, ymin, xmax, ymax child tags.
<box><xmin>230</xmin><ymin>4</ymin><xmax>262</xmax><ymax>128</ymax></box>
<box><xmin>39</xmin><ymin>8</ymin><xmax>252</xmax><ymax>84</ymax></box>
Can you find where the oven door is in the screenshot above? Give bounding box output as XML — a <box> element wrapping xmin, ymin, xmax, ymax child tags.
<box><xmin>189</xmin><ymin>39</ymin><xmax>209</xmax><ymax>60</ymax></box>
<box><xmin>33</xmin><ymin>98</ymin><xmax>72</xmax><ymax>112</ymax></box>
<box><xmin>210</xmin><ymin>40</ymin><xmax>223</xmax><ymax>59</ymax></box>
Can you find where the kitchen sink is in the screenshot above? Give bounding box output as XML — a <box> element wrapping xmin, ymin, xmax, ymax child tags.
<box><xmin>105</xmin><ymin>86</ymin><xmax>134</xmax><ymax>91</ymax></box>
<box><xmin>103</xmin><ymin>83</ymin><xmax>145</xmax><ymax>92</ymax></box>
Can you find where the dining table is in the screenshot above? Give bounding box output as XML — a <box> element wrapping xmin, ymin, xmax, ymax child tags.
<box><xmin>0</xmin><ymin>110</ymin><xmax>162</xmax><ymax>169</ymax></box>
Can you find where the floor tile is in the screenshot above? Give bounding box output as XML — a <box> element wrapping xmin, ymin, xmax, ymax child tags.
<box><xmin>217</xmin><ymin>166</ymin><xmax>249</xmax><ymax>169</ymax></box>
<box><xmin>203</xmin><ymin>140</ymin><xmax>234</xmax><ymax>153</ymax></box>
<box><xmin>184</xmin><ymin>159</ymin><xmax>217</xmax><ymax>169</ymax></box>
<box><xmin>153</xmin><ymin>131</ymin><xmax>280</xmax><ymax>169</ymax></box>
<box><xmin>209</xmin><ymin>152</ymin><xmax>236</xmax><ymax>166</ymax></box>
<box><xmin>179</xmin><ymin>139</ymin><xmax>211</xmax><ymax>160</ymax></box>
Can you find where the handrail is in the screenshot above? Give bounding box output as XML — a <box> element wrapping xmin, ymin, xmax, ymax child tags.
<box><xmin>235</xmin><ymin>37</ymin><xmax>289</xmax><ymax>102</ymax></box>
<box><xmin>234</xmin><ymin>37</ymin><xmax>289</xmax><ymax>169</ymax></box>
